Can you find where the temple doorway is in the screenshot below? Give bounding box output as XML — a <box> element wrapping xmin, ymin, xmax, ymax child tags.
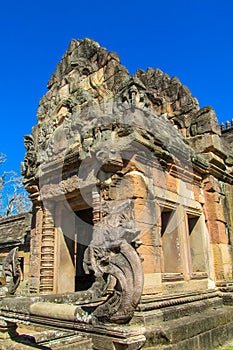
<box><xmin>74</xmin><ymin>207</ymin><xmax>94</xmax><ymax>291</ymax></box>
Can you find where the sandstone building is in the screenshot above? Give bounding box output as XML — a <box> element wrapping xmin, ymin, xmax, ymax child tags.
<box><xmin>0</xmin><ymin>38</ymin><xmax>233</xmax><ymax>349</ymax></box>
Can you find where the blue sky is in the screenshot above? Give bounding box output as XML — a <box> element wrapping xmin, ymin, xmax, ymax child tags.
<box><xmin>0</xmin><ymin>0</ymin><xmax>233</xmax><ymax>173</ymax></box>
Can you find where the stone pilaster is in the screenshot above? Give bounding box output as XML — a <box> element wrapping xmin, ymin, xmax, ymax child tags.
<box><xmin>203</xmin><ymin>175</ymin><xmax>232</xmax><ymax>282</ymax></box>
<box><xmin>39</xmin><ymin>207</ymin><xmax>56</xmax><ymax>294</ymax></box>
<box><xmin>29</xmin><ymin>204</ymin><xmax>43</xmax><ymax>294</ymax></box>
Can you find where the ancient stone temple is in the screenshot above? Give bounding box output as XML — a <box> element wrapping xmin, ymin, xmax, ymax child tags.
<box><xmin>1</xmin><ymin>38</ymin><xmax>233</xmax><ymax>349</ymax></box>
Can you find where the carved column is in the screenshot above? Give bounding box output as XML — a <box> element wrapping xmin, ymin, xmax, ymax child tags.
<box><xmin>39</xmin><ymin>207</ymin><xmax>56</xmax><ymax>294</ymax></box>
<box><xmin>29</xmin><ymin>204</ymin><xmax>43</xmax><ymax>294</ymax></box>
<box><xmin>92</xmin><ymin>189</ymin><xmax>101</xmax><ymax>225</ymax></box>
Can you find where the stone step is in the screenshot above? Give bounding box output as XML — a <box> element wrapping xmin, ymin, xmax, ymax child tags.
<box><xmin>143</xmin><ymin>306</ymin><xmax>233</xmax><ymax>349</ymax></box>
<box><xmin>2</xmin><ymin>336</ymin><xmax>93</xmax><ymax>350</ymax></box>
<box><xmin>38</xmin><ymin>334</ymin><xmax>93</xmax><ymax>349</ymax></box>
<box><xmin>1</xmin><ymin>326</ymin><xmax>93</xmax><ymax>350</ymax></box>
<box><xmin>138</xmin><ymin>290</ymin><xmax>219</xmax><ymax>310</ymax></box>
<box><xmin>133</xmin><ymin>290</ymin><xmax>223</xmax><ymax>326</ymax></box>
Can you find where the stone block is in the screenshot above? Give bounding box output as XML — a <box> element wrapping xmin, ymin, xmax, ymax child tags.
<box><xmin>168</xmin><ymin>324</ymin><xmax>188</xmax><ymax>343</ymax></box>
<box><xmin>141</xmin><ymin>248</ymin><xmax>158</xmax><ymax>274</ymax></box>
<box><xmin>166</xmin><ymin>337</ymin><xmax>199</xmax><ymax>350</ymax></box>
<box><xmin>211</xmin><ymin>244</ymin><xmax>232</xmax><ymax>281</ymax></box>
<box><xmin>59</xmin><ymin>84</ymin><xmax>69</xmax><ymax>99</ymax></box>
<box><xmin>143</xmin><ymin>273</ymin><xmax>162</xmax><ymax>294</ymax></box>
<box><xmin>193</xmin><ymin>184</ymin><xmax>201</xmax><ymax>201</ymax></box>
<box><xmin>30</xmin><ymin>302</ymin><xmax>77</xmax><ymax>321</ymax></box>
<box><xmin>166</xmin><ymin>173</ymin><xmax>177</xmax><ymax>193</ymax></box>
<box><xmin>212</xmin><ymin>324</ymin><xmax>228</xmax><ymax>348</ymax></box>
<box><xmin>204</xmin><ymin>189</ymin><xmax>221</xmax><ymax>203</ymax></box>
<box><xmin>207</xmin><ymin>221</ymin><xmax>228</xmax><ymax>244</ymax></box>
<box><xmin>110</xmin><ymin>173</ymin><xmax>147</xmax><ymax>201</ymax></box>
<box><xmin>153</xmin><ymin>167</ymin><xmax>166</xmax><ymax>189</ymax></box>
<box><xmin>204</xmin><ymin>191</ymin><xmax>225</xmax><ymax>220</ymax></box>
<box><xmin>190</xmin><ymin>134</ymin><xmax>223</xmax><ymax>155</ymax></box>
<box><xmin>203</xmin><ymin>175</ymin><xmax>221</xmax><ymax>193</ymax></box>
<box><xmin>198</xmin><ymin>330</ymin><xmax>212</xmax><ymax>350</ymax></box>
<box><xmin>134</xmin><ymin>198</ymin><xmax>150</xmax><ymax>222</ymax></box>
<box><xmin>177</xmin><ymin>179</ymin><xmax>194</xmax><ymax>200</ymax></box>
<box><xmin>226</xmin><ymin>321</ymin><xmax>233</xmax><ymax>342</ymax></box>
<box><xmin>220</xmin><ymin>243</ymin><xmax>233</xmax><ymax>280</ymax></box>
<box><xmin>186</xmin><ymin>318</ymin><xmax>207</xmax><ymax>339</ymax></box>
<box><xmin>200</xmin><ymin>107</ymin><xmax>220</xmax><ymax>133</ymax></box>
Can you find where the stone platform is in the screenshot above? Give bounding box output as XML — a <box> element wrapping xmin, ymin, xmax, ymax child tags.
<box><xmin>1</xmin><ymin>289</ymin><xmax>233</xmax><ymax>349</ymax></box>
<box><xmin>136</xmin><ymin>290</ymin><xmax>233</xmax><ymax>349</ymax></box>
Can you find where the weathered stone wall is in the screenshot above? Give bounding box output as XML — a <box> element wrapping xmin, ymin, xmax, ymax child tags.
<box><xmin>203</xmin><ymin>176</ymin><xmax>232</xmax><ymax>282</ymax></box>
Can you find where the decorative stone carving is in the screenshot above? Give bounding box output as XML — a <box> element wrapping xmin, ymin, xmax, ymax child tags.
<box><xmin>84</xmin><ymin>241</ymin><xmax>143</xmax><ymax>324</ymax></box>
<box><xmin>117</xmin><ymin>77</ymin><xmax>150</xmax><ymax>112</ymax></box>
<box><xmin>79</xmin><ymin>131</ymin><xmax>144</xmax><ymax>323</ymax></box>
<box><xmin>21</xmin><ymin>134</ymin><xmax>37</xmax><ymax>179</ymax></box>
<box><xmin>0</xmin><ymin>248</ymin><xmax>21</xmax><ymax>296</ymax></box>
<box><xmin>83</xmin><ymin>199</ymin><xmax>143</xmax><ymax>324</ymax></box>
